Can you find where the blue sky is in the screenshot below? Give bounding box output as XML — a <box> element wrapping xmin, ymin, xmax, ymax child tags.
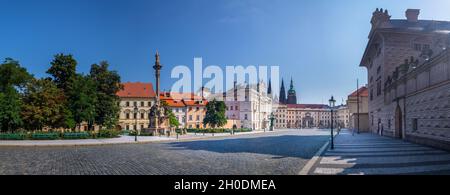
<box><xmin>1</xmin><ymin>0</ymin><xmax>450</xmax><ymax>104</ymax></box>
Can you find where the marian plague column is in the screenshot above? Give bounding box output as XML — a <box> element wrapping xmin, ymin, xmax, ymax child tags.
<box><xmin>148</xmin><ymin>51</ymin><xmax>168</xmax><ymax>135</ymax></box>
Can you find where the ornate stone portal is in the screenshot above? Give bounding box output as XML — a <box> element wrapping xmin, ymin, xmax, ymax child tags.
<box><xmin>146</xmin><ymin>51</ymin><xmax>169</xmax><ymax>136</ymax></box>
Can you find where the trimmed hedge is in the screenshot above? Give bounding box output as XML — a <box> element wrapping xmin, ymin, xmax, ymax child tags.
<box><xmin>0</xmin><ymin>128</ymin><xmax>253</xmax><ymax>140</ymax></box>
<box><xmin>175</xmin><ymin>129</ymin><xmax>186</xmax><ymax>134</ymax></box>
<box><xmin>63</xmin><ymin>132</ymin><xmax>90</xmax><ymax>139</ymax></box>
<box><xmin>0</xmin><ymin>133</ymin><xmax>28</xmax><ymax>140</ymax></box>
<box><xmin>31</xmin><ymin>132</ymin><xmax>59</xmax><ymax>140</ymax></box>
<box><xmin>121</xmin><ymin>130</ymin><xmax>131</xmax><ymax>135</ymax></box>
<box><xmin>128</xmin><ymin>131</ymin><xmax>154</xmax><ymax>136</ymax></box>
<box><xmin>233</xmin><ymin>128</ymin><xmax>252</xmax><ymax>133</ymax></box>
<box><xmin>128</xmin><ymin>129</ymin><xmax>186</xmax><ymax>136</ymax></box>
<box><xmin>186</xmin><ymin>128</ymin><xmax>252</xmax><ymax>134</ymax></box>
<box><xmin>96</xmin><ymin>129</ymin><xmax>120</xmax><ymax>138</ymax></box>
<box><xmin>0</xmin><ymin>130</ymin><xmax>120</xmax><ymax>140</ymax></box>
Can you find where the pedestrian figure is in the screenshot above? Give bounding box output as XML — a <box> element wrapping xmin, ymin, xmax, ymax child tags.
<box><xmin>377</xmin><ymin>123</ymin><xmax>380</xmax><ymax>135</ymax></box>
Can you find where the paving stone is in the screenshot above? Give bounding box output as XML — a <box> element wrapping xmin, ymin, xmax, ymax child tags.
<box><xmin>0</xmin><ymin>129</ymin><xmax>330</xmax><ymax>175</ymax></box>
<box><xmin>310</xmin><ymin>130</ymin><xmax>450</xmax><ymax>175</ymax></box>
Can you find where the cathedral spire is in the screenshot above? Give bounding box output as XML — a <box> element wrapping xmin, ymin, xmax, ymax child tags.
<box><xmin>287</xmin><ymin>77</ymin><xmax>297</xmax><ymax>104</ymax></box>
<box><xmin>257</xmin><ymin>81</ymin><xmax>260</xmax><ymax>92</ymax></box>
<box><xmin>279</xmin><ymin>79</ymin><xmax>286</xmax><ymax>104</ymax></box>
<box><xmin>268</xmin><ymin>79</ymin><xmax>272</xmax><ymax>95</ymax></box>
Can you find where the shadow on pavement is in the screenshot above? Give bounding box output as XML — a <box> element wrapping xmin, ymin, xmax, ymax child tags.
<box><xmin>167</xmin><ymin>135</ymin><xmax>329</xmax><ymax>159</ymax></box>
<box><xmin>315</xmin><ymin>130</ymin><xmax>450</xmax><ymax>175</ymax></box>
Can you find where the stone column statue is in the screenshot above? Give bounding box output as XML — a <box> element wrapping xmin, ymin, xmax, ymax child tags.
<box><xmin>148</xmin><ymin>51</ymin><xmax>168</xmax><ymax>135</ymax></box>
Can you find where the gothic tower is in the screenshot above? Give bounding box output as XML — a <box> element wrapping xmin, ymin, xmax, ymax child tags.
<box><xmin>279</xmin><ymin>79</ymin><xmax>286</xmax><ymax>104</ymax></box>
<box><xmin>267</xmin><ymin>79</ymin><xmax>272</xmax><ymax>98</ymax></box>
<box><xmin>287</xmin><ymin>78</ymin><xmax>297</xmax><ymax>104</ymax></box>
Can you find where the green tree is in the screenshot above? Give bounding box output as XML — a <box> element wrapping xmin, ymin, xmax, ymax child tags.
<box><xmin>90</xmin><ymin>61</ymin><xmax>123</xmax><ymax>129</ymax></box>
<box><xmin>46</xmin><ymin>54</ymin><xmax>77</xmax><ymax>93</ymax></box>
<box><xmin>21</xmin><ymin>78</ymin><xmax>68</xmax><ymax>131</ymax></box>
<box><xmin>68</xmin><ymin>74</ymin><xmax>97</xmax><ymax>130</ymax></box>
<box><xmin>203</xmin><ymin>99</ymin><xmax>227</xmax><ymax>129</ymax></box>
<box><xmin>161</xmin><ymin>101</ymin><xmax>180</xmax><ymax>128</ymax></box>
<box><xmin>63</xmin><ymin>108</ymin><xmax>76</xmax><ymax>130</ymax></box>
<box><xmin>0</xmin><ymin>58</ymin><xmax>33</xmax><ymax>92</ymax></box>
<box><xmin>46</xmin><ymin>54</ymin><xmax>79</xmax><ymax>130</ymax></box>
<box><xmin>168</xmin><ymin>112</ymin><xmax>180</xmax><ymax>128</ymax></box>
<box><xmin>0</xmin><ymin>58</ymin><xmax>32</xmax><ymax>132</ymax></box>
<box><xmin>0</xmin><ymin>87</ymin><xmax>23</xmax><ymax>132</ymax></box>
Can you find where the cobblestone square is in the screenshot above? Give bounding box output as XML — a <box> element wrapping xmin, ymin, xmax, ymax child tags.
<box><xmin>0</xmin><ymin>129</ymin><xmax>330</xmax><ymax>175</ymax></box>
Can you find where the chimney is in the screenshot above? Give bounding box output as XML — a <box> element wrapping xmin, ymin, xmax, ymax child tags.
<box><xmin>371</xmin><ymin>8</ymin><xmax>391</xmax><ymax>28</ymax></box>
<box><xmin>406</xmin><ymin>9</ymin><xmax>420</xmax><ymax>22</ymax></box>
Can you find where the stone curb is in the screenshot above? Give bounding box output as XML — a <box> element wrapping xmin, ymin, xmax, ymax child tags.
<box><xmin>0</xmin><ymin>130</ymin><xmax>275</xmax><ymax>147</ymax></box>
<box><xmin>298</xmin><ymin>130</ymin><xmax>341</xmax><ymax>175</ymax></box>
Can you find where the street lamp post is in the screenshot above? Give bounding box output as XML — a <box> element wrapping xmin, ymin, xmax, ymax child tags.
<box><xmin>329</xmin><ymin>96</ymin><xmax>336</xmax><ymax>150</ymax></box>
<box><xmin>182</xmin><ymin>115</ymin><xmax>186</xmax><ymax>134</ymax></box>
<box><xmin>199</xmin><ymin>122</ymin><xmax>204</xmax><ymax>136</ymax></box>
<box><xmin>134</xmin><ymin>106</ymin><xmax>139</xmax><ymax>142</ymax></box>
<box><xmin>232</xmin><ymin>115</ymin><xmax>235</xmax><ymax>135</ymax></box>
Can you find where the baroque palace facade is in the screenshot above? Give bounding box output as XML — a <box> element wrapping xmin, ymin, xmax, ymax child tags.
<box><xmin>205</xmin><ymin>80</ymin><xmax>273</xmax><ymax>130</ymax></box>
<box><xmin>273</xmin><ymin>78</ymin><xmax>350</xmax><ymax>129</ymax></box>
<box><xmin>116</xmin><ymin>82</ymin><xmax>209</xmax><ymax>130</ymax></box>
<box><xmin>116</xmin><ymin>82</ymin><xmax>156</xmax><ymax>131</ymax></box>
<box><xmin>116</xmin><ymin>79</ymin><xmax>353</xmax><ymax>131</ymax></box>
<box><xmin>360</xmin><ymin>8</ymin><xmax>450</xmax><ymax>150</ymax></box>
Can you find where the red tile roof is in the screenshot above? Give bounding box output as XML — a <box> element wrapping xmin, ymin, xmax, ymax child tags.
<box><xmin>160</xmin><ymin>92</ymin><xmax>208</xmax><ymax>107</ymax></box>
<box><xmin>287</xmin><ymin>104</ymin><xmax>329</xmax><ymax>109</ymax></box>
<box><xmin>117</xmin><ymin>82</ymin><xmax>156</xmax><ymax>98</ymax></box>
<box><xmin>349</xmin><ymin>86</ymin><xmax>369</xmax><ymax>97</ymax></box>
<box><xmin>162</xmin><ymin>99</ymin><xmax>186</xmax><ymax>107</ymax></box>
<box><xmin>183</xmin><ymin>99</ymin><xmax>208</xmax><ymax>106</ymax></box>
<box><xmin>160</xmin><ymin>92</ymin><xmax>203</xmax><ymax>101</ymax></box>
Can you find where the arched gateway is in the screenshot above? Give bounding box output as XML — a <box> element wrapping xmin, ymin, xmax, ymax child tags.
<box><xmin>395</xmin><ymin>105</ymin><xmax>403</xmax><ymax>139</ymax></box>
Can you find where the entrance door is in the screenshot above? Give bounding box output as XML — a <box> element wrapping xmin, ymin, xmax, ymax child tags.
<box><xmin>302</xmin><ymin>117</ymin><xmax>313</xmax><ymax>129</ymax></box>
<box><xmin>395</xmin><ymin>106</ymin><xmax>403</xmax><ymax>139</ymax></box>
